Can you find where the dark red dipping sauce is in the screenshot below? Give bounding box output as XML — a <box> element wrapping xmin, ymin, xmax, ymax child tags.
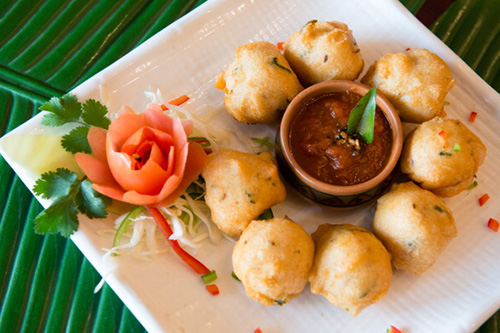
<box><xmin>289</xmin><ymin>91</ymin><xmax>392</xmax><ymax>186</ymax></box>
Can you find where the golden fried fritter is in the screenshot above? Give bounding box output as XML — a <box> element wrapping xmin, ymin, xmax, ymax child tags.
<box><xmin>309</xmin><ymin>224</ymin><xmax>392</xmax><ymax>316</ymax></box>
<box><xmin>373</xmin><ymin>182</ymin><xmax>457</xmax><ymax>274</ymax></box>
<box><xmin>400</xmin><ymin>117</ymin><xmax>486</xmax><ymax>197</ymax></box>
<box><xmin>362</xmin><ymin>48</ymin><xmax>455</xmax><ymax>123</ymax></box>
<box><xmin>232</xmin><ymin>217</ymin><xmax>314</xmax><ymax>306</ymax></box>
<box><xmin>283</xmin><ymin>20</ymin><xmax>364</xmax><ymax>86</ymax></box>
<box><xmin>202</xmin><ymin>150</ymin><xmax>286</xmax><ymax>236</ymax></box>
<box><xmin>216</xmin><ymin>41</ymin><xmax>303</xmax><ymax>123</ymax></box>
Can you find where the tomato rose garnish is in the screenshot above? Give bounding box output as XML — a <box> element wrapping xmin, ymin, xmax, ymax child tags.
<box><xmin>75</xmin><ymin>103</ymin><xmax>207</xmax><ymax>207</ymax></box>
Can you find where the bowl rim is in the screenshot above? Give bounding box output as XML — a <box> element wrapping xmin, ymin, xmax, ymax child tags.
<box><xmin>279</xmin><ymin>80</ymin><xmax>403</xmax><ymax>196</ymax></box>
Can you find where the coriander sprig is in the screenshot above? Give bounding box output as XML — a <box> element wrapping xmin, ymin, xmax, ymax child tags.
<box><xmin>39</xmin><ymin>93</ymin><xmax>110</xmax><ymax>154</ymax></box>
<box><xmin>33</xmin><ymin>93</ymin><xmax>112</xmax><ymax>237</ymax></box>
<box><xmin>33</xmin><ymin>168</ymin><xmax>109</xmax><ymax>237</ymax></box>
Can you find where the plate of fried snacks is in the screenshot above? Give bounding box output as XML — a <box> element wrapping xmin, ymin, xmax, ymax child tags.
<box><xmin>1</xmin><ymin>0</ymin><xmax>500</xmax><ymax>332</ymax></box>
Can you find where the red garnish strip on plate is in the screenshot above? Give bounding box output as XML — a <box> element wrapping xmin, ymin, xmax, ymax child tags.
<box><xmin>388</xmin><ymin>326</ymin><xmax>402</xmax><ymax>333</ymax></box>
<box><xmin>469</xmin><ymin>111</ymin><xmax>478</xmax><ymax>123</ymax></box>
<box><xmin>161</xmin><ymin>94</ymin><xmax>190</xmax><ymax>110</ymax></box>
<box><xmin>205</xmin><ymin>284</ymin><xmax>220</xmax><ymax>296</ymax></box>
<box><xmin>488</xmin><ymin>218</ymin><xmax>499</xmax><ymax>232</ymax></box>
<box><xmin>147</xmin><ymin>204</ymin><xmax>219</xmax><ymax>294</ymax></box>
<box><xmin>479</xmin><ymin>193</ymin><xmax>490</xmax><ymax>206</ymax></box>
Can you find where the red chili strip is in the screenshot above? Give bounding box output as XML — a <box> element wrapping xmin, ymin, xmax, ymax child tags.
<box><xmin>488</xmin><ymin>218</ymin><xmax>499</xmax><ymax>232</ymax></box>
<box><xmin>169</xmin><ymin>95</ymin><xmax>190</xmax><ymax>106</ymax></box>
<box><xmin>479</xmin><ymin>194</ymin><xmax>490</xmax><ymax>207</ymax></box>
<box><xmin>469</xmin><ymin>111</ymin><xmax>477</xmax><ymax>123</ymax></box>
<box><xmin>254</xmin><ymin>328</ymin><xmax>263</xmax><ymax>333</ymax></box>
<box><xmin>389</xmin><ymin>326</ymin><xmax>402</xmax><ymax>333</ymax></box>
<box><xmin>205</xmin><ymin>284</ymin><xmax>220</xmax><ymax>296</ymax></box>
<box><xmin>405</xmin><ymin>47</ymin><xmax>411</xmax><ymax>51</ymax></box>
<box><xmin>160</xmin><ymin>95</ymin><xmax>190</xmax><ymax>110</ymax></box>
<box><xmin>147</xmin><ymin>206</ymin><xmax>211</xmax><ymax>275</ymax></box>
<box><xmin>277</xmin><ymin>42</ymin><xmax>284</xmax><ymax>51</ymax></box>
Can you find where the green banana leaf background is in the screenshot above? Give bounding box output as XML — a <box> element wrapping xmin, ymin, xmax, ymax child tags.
<box><xmin>0</xmin><ymin>0</ymin><xmax>499</xmax><ymax>331</ymax></box>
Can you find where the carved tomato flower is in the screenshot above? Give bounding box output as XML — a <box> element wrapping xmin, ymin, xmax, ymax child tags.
<box><xmin>75</xmin><ymin>103</ymin><xmax>207</xmax><ymax>207</ymax></box>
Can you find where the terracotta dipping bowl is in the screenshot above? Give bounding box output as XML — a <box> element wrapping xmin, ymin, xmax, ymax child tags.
<box><xmin>275</xmin><ymin>80</ymin><xmax>403</xmax><ymax>208</ymax></box>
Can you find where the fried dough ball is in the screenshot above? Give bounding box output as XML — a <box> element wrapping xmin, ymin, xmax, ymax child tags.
<box><xmin>373</xmin><ymin>182</ymin><xmax>457</xmax><ymax>274</ymax></box>
<box><xmin>309</xmin><ymin>224</ymin><xmax>392</xmax><ymax>316</ymax></box>
<box><xmin>400</xmin><ymin>117</ymin><xmax>486</xmax><ymax>197</ymax></box>
<box><xmin>202</xmin><ymin>150</ymin><xmax>286</xmax><ymax>236</ymax></box>
<box><xmin>232</xmin><ymin>217</ymin><xmax>314</xmax><ymax>306</ymax></box>
<box><xmin>361</xmin><ymin>48</ymin><xmax>455</xmax><ymax>123</ymax></box>
<box><xmin>215</xmin><ymin>41</ymin><xmax>303</xmax><ymax>123</ymax></box>
<box><xmin>283</xmin><ymin>20</ymin><xmax>364</xmax><ymax>86</ymax></box>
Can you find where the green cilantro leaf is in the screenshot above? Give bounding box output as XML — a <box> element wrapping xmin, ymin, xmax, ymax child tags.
<box><xmin>75</xmin><ymin>180</ymin><xmax>108</xmax><ymax>219</ymax></box>
<box><xmin>82</xmin><ymin>99</ymin><xmax>111</xmax><ymax>129</ymax></box>
<box><xmin>34</xmin><ymin>196</ymin><xmax>79</xmax><ymax>237</ymax></box>
<box><xmin>39</xmin><ymin>94</ymin><xmax>110</xmax><ymax>154</ymax></box>
<box><xmin>33</xmin><ymin>168</ymin><xmax>78</xmax><ymax>199</ymax></box>
<box><xmin>347</xmin><ymin>87</ymin><xmax>377</xmax><ymax>144</ymax></box>
<box><xmin>61</xmin><ymin>126</ymin><xmax>91</xmax><ymax>154</ymax></box>
<box><xmin>40</xmin><ymin>94</ymin><xmax>82</xmax><ymax>126</ymax></box>
<box><xmin>41</xmin><ymin>113</ymin><xmax>72</xmax><ymax>127</ymax></box>
<box><xmin>32</xmin><ymin>169</ymin><xmax>109</xmax><ymax>237</ymax></box>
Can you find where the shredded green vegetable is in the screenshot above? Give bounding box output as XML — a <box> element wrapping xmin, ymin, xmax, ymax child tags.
<box><xmin>467</xmin><ymin>180</ymin><xmax>478</xmax><ymax>190</ymax></box>
<box><xmin>231</xmin><ymin>271</ymin><xmax>241</xmax><ymax>281</ymax></box>
<box><xmin>251</xmin><ymin>137</ymin><xmax>274</xmax><ymax>150</ymax></box>
<box><xmin>201</xmin><ymin>270</ymin><xmax>217</xmax><ymax>284</ymax></box>
<box><xmin>112</xmin><ymin>206</ymin><xmax>145</xmax><ymax>254</ymax></box>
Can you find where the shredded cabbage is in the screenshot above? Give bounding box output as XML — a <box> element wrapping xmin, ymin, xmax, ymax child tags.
<box><xmin>96</xmin><ymin>90</ymin><xmax>224</xmax><ymax>288</ymax></box>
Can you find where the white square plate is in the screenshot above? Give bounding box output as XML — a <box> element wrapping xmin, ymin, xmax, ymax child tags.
<box><xmin>2</xmin><ymin>0</ymin><xmax>500</xmax><ymax>331</ymax></box>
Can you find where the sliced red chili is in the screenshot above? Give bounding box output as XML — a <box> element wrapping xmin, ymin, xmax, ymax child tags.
<box><xmin>277</xmin><ymin>42</ymin><xmax>284</xmax><ymax>51</ymax></box>
<box><xmin>161</xmin><ymin>95</ymin><xmax>190</xmax><ymax>110</ymax></box>
<box><xmin>469</xmin><ymin>111</ymin><xmax>477</xmax><ymax>123</ymax></box>
<box><xmin>389</xmin><ymin>326</ymin><xmax>402</xmax><ymax>333</ymax></box>
<box><xmin>147</xmin><ymin>206</ymin><xmax>211</xmax><ymax>275</ymax></box>
<box><xmin>488</xmin><ymin>218</ymin><xmax>499</xmax><ymax>232</ymax></box>
<box><xmin>205</xmin><ymin>284</ymin><xmax>220</xmax><ymax>296</ymax></box>
<box><xmin>479</xmin><ymin>194</ymin><xmax>490</xmax><ymax>207</ymax></box>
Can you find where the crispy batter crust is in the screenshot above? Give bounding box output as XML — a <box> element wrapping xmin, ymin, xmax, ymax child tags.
<box><xmin>284</xmin><ymin>20</ymin><xmax>364</xmax><ymax>86</ymax></box>
<box><xmin>308</xmin><ymin>224</ymin><xmax>392</xmax><ymax>316</ymax></box>
<box><xmin>202</xmin><ymin>150</ymin><xmax>286</xmax><ymax>236</ymax></box>
<box><xmin>362</xmin><ymin>48</ymin><xmax>455</xmax><ymax>123</ymax></box>
<box><xmin>400</xmin><ymin>117</ymin><xmax>486</xmax><ymax>197</ymax></box>
<box><xmin>216</xmin><ymin>41</ymin><xmax>303</xmax><ymax>123</ymax></box>
<box><xmin>373</xmin><ymin>182</ymin><xmax>457</xmax><ymax>274</ymax></box>
<box><xmin>232</xmin><ymin>217</ymin><xmax>314</xmax><ymax>306</ymax></box>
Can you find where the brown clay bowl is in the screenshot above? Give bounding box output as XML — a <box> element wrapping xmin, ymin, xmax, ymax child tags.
<box><xmin>275</xmin><ymin>80</ymin><xmax>403</xmax><ymax>208</ymax></box>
